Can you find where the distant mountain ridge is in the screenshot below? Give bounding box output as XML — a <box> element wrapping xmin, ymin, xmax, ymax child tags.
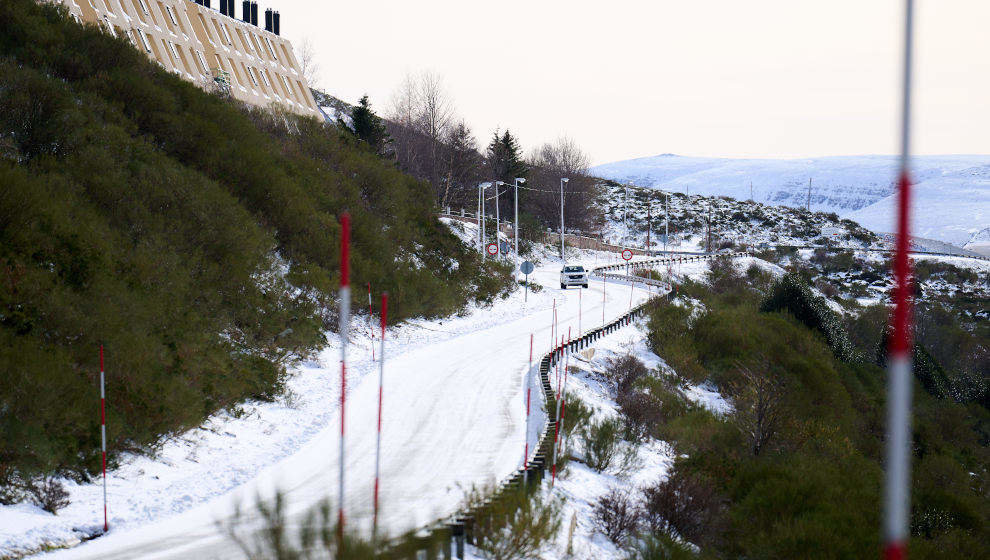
<box><xmin>591</xmin><ymin>154</ymin><xmax>990</xmax><ymax>246</ymax></box>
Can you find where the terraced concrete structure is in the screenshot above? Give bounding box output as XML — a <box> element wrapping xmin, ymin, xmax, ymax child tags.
<box><xmin>50</xmin><ymin>0</ymin><xmax>320</xmax><ymax>117</ymax></box>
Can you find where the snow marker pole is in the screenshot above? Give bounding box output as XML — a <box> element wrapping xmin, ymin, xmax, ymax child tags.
<box><xmin>550</xmin><ymin>299</ymin><xmax>556</xmax><ymax>353</ymax></box>
<box><xmin>559</xmin><ymin>334</ymin><xmax>572</xmax><ymax>456</ymax></box>
<box><xmin>338</xmin><ymin>213</ymin><xmax>350</xmax><ymax>548</ymax></box>
<box><xmin>578</xmin><ymin>286</ymin><xmax>582</xmax><ymax>335</ymax></box>
<box><xmin>99</xmin><ymin>345</ymin><xmax>108</xmax><ymax>533</ymax></box>
<box><xmin>602</xmin><ymin>273</ymin><xmax>606</xmax><ymax>326</ymax></box>
<box><xmin>368</xmin><ymin>282</ymin><xmax>375</xmax><ymax>362</ymax></box>
<box><xmin>524</xmin><ymin>333</ymin><xmax>533</xmax><ymax>484</ymax></box>
<box><xmin>884</xmin><ymin>2</ymin><xmax>915</xmax><ymax>559</ymax></box>
<box><xmin>372</xmin><ymin>292</ymin><xmax>387</xmax><ymax>544</ymax></box>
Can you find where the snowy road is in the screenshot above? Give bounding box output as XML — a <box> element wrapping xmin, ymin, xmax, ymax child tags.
<box><xmin>44</xmin><ymin>259</ymin><xmax>653</xmax><ymax>559</ymax></box>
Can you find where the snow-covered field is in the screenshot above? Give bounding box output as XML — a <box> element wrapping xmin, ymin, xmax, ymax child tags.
<box><xmin>591</xmin><ymin>153</ymin><xmax>990</xmax><ymax>247</ymax></box>
<box><xmin>1</xmin><ymin>237</ymin><xmax>657</xmax><ymax>559</ymax></box>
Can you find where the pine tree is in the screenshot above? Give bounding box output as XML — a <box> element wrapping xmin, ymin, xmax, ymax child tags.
<box><xmin>486</xmin><ymin>129</ymin><xmax>527</xmax><ymax>184</ymax></box>
<box><xmin>351</xmin><ymin>94</ymin><xmax>392</xmax><ymax>157</ymax></box>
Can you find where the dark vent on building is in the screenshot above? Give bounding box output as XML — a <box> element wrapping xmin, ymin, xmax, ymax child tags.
<box><xmin>250</xmin><ymin>2</ymin><xmax>258</xmax><ymax>26</ymax></box>
<box><xmin>264</xmin><ymin>8</ymin><xmax>273</xmax><ymax>32</ymax></box>
<box><xmin>203</xmin><ymin>0</ymin><xmax>211</xmax><ymax>9</ymax></box>
<box><xmin>242</xmin><ymin>0</ymin><xmax>250</xmax><ymax>22</ymax></box>
<box><xmin>218</xmin><ymin>0</ymin><xmax>226</xmax><ymax>15</ymax></box>
<box><xmin>273</xmin><ymin>11</ymin><xmax>280</xmax><ymax>35</ymax></box>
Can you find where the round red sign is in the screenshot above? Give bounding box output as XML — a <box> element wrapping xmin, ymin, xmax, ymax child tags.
<box><xmin>621</xmin><ymin>249</ymin><xmax>633</xmax><ymax>261</ymax></box>
<box><xmin>487</xmin><ymin>243</ymin><xmax>499</xmax><ymax>255</ymax></box>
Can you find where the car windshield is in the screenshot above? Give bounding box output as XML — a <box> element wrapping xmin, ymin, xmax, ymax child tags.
<box><xmin>563</xmin><ymin>266</ymin><xmax>584</xmax><ymax>272</ymax></box>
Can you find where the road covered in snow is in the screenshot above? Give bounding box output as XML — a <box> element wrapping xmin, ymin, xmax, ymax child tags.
<box><xmin>21</xmin><ymin>251</ymin><xmax>653</xmax><ymax>560</ymax></box>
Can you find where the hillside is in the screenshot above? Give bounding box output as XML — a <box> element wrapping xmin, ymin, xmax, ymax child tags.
<box><xmin>0</xmin><ymin>0</ymin><xmax>511</xmax><ymax>489</ymax></box>
<box><xmin>591</xmin><ymin>154</ymin><xmax>990</xmax><ymax>247</ymax></box>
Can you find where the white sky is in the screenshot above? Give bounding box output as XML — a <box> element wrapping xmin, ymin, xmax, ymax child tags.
<box><xmin>273</xmin><ymin>0</ymin><xmax>990</xmax><ymax>165</ymax></box>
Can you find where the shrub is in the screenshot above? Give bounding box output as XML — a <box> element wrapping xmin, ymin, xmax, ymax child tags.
<box><xmin>626</xmin><ymin>534</ymin><xmax>698</xmax><ymax>560</ymax></box>
<box><xmin>468</xmin><ymin>486</ymin><xmax>563</xmax><ymax>560</ymax></box>
<box><xmin>616</xmin><ymin>391</ymin><xmax>665</xmax><ymax>440</ymax></box>
<box><xmin>0</xmin><ymin>464</ymin><xmax>23</xmax><ymax>505</ymax></box>
<box><xmin>559</xmin><ymin>392</ymin><xmax>593</xmax><ymax>440</ymax></box>
<box><xmin>760</xmin><ymin>273</ymin><xmax>857</xmax><ymax>362</ymax></box>
<box><xmin>640</xmin><ymin>471</ymin><xmax>724</xmax><ymax>547</ymax></box>
<box><xmin>593</xmin><ymin>487</ymin><xmax>641</xmax><ymax>545</ymax></box>
<box><xmin>24</xmin><ymin>473</ymin><xmax>70</xmax><ymax>514</ymax></box>
<box><xmin>578</xmin><ymin>417</ymin><xmax>623</xmax><ymax>472</ymax></box>
<box><xmin>604</xmin><ymin>354</ymin><xmax>650</xmax><ymax>396</ymax></box>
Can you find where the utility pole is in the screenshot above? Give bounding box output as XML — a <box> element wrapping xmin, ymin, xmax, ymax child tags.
<box><xmin>559</xmin><ymin>178</ymin><xmax>569</xmax><ymax>260</ymax></box>
<box><xmin>663</xmin><ymin>193</ymin><xmax>670</xmax><ymax>253</ymax></box>
<box><xmin>750</xmin><ymin>180</ymin><xmax>754</xmax><ymax>201</ymax></box>
<box><xmin>513</xmin><ymin>178</ymin><xmax>525</xmax><ymax>281</ymax></box>
<box><xmin>706</xmin><ymin>205</ymin><xmax>713</xmax><ymax>253</ymax></box>
<box><xmin>622</xmin><ymin>183</ymin><xmax>629</xmax><ymax>243</ymax></box>
<box><xmin>646</xmin><ymin>199</ymin><xmax>652</xmax><ymax>253</ymax></box>
<box><xmin>807</xmin><ymin>178</ymin><xmax>812</xmax><ymax>211</ymax></box>
<box><xmin>476</xmin><ymin>185</ymin><xmax>481</xmax><ymax>251</ymax></box>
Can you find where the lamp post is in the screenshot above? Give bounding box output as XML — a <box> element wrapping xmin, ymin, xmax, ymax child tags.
<box><xmin>559</xmin><ymin>178</ymin><xmax>569</xmax><ymax>260</ymax></box>
<box><xmin>514</xmin><ymin>177</ymin><xmax>525</xmax><ymax>281</ymax></box>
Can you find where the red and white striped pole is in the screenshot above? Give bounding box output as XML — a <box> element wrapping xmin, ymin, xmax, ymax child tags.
<box><xmin>884</xmin><ymin>2</ymin><xmax>915</xmax><ymax>559</ymax></box>
<box><xmin>550</xmin><ymin>299</ymin><xmax>556</xmax><ymax>353</ymax></box>
<box><xmin>338</xmin><ymin>213</ymin><xmax>351</xmax><ymax>544</ymax></box>
<box><xmin>368</xmin><ymin>282</ymin><xmax>375</xmax><ymax>362</ymax></box>
<box><xmin>372</xmin><ymin>292</ymin><xmax>387</xmax><ymax>543</ymax></box>
<box><xmin>99</xmin><ymin>345</ymin><xmax>108</xmax><ymax>533</ymax></box>
<box><xmin>559</xmin><ymin>335</ymin><xmax>572</xmax><ymax>456</ymax></box>
<box><xmin>523</xmin><ymin>333</ymin><xmax>533</xmax><ymax>484</ymax></box>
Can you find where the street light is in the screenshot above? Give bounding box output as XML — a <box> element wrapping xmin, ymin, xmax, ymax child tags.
<box><xmin>513</xmin><ymin>177</ymin><xmax>525</xmax><ymax>281</ymax></box>
<box><xmin>559</xmin><ymin>178</ymin><xmax>569</xmax><ymax>260</ymax></box>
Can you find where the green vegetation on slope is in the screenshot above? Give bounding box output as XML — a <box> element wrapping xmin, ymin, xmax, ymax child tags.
<box><xmin>0</xmin><ymin>0</ymin><xmax>511</xmax><ymax>487</ymax></box>
<box><xmin>640</xmin><ymin>265</ymin><xmax>987</xmax><ymax>558</ymax></box>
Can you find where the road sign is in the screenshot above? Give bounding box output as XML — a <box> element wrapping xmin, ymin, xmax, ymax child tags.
<box><xmin>520</xmin><ymin>261</ymin><xmax>535</xmax><ymax>275</ymax></box>
<box><xmin>621</xmin><ymin>249</ymin><xmax>633</xmax><ymax>261</ymax></box>
<box><xmin>487</xmin><ymin>243</ymin><xmax>498</xmax><ymax>256</ymax></box>
<box><xmin>500</xmin><ymin>241</ymin><xmax>511</xmax><ymax>254</ymax></box>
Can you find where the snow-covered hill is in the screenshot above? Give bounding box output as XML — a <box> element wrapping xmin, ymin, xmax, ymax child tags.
<box><xmin>591</xmin><ymin>154</ymin><xmax>990</xmax><ymax>247</ymax></box>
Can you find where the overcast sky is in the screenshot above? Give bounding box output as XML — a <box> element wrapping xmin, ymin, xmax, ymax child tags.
<box><xmin>273</xmin><ymin>0</ymin><xmax>989</xmax><ymax>165</ymax></box>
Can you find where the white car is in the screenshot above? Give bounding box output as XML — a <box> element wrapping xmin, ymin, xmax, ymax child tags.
<box><xmin>560</xmin><ymin>265</ymin><xmax>589</xmax><ymax>289</ymax></box>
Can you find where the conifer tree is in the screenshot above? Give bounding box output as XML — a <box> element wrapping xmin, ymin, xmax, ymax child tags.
<box><xmin>486</xmin><ymin>129</ymin><xmax>528</xmax><ymax>184</ymax></box>
<box><xmin>351</xmin><ymin>94</ymin><xmax>392</xmax><ymax>157</ymax></box>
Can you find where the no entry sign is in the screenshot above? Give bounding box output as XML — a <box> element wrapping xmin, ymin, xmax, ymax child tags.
<box><xmin>621</xmin><ymin>249</ymin><xmax>633</xmax><ymax>261</ymax></box>
<box><xmin>487</xmin><ymin>243</ymin><xmax>499</xmax><ymax>256</ymax></box>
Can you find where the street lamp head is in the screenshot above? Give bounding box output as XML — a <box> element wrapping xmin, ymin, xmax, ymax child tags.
<box><xmin>561</xmin><ymin>178</ymin><xmax>569</xmax><ymax>183</ymax></box>
<box><xmin>516</xmin><ymin>178</ymin><xmax>526</xmax><ymax>184</ymax></box>
<box><xmin>495</xmin><ymin>181</ymin><xmax>506</xmax><ymax>186</ymax></box>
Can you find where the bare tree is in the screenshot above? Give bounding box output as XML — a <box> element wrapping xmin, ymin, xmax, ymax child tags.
<box><xmin>386</xmin><ymin>71</ymin><xmax>458</xmax><ymax>204</ymax></box>
<box><xmin>729</xmin><ymin>357</ymin><xmax>785</xmax><ymax>456</ymax></box>
<box><xmin>526</xmin><ymin>136</ymin><xmax>602</xmax><ymax>232</ymax></box>
<box><xmin>297</xmin><ymin>39</ymin><xmax>321</xmax><ymax>89</ymax></box>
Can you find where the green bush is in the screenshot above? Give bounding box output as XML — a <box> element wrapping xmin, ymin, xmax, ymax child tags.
<box><xmin>759</xmin><ymin>273</ymin><xmax>857</xmax><ymax>362</ymax></box>
<box><xmin>578</xmin><ymin>417</ymin><xmax>623</xmax><ymax>472</ymax></box>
